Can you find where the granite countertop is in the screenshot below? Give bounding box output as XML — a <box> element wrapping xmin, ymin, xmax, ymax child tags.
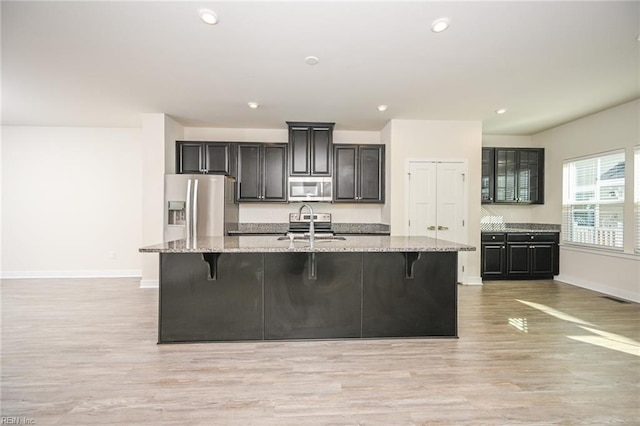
<box><xmin>481</xmin><ymin>223</ymin><xmax>561</xmax><ymax>233</ymax></box>
<box><xmin>139</xmin><ymin>235</ymin><xmax>475</xmax><ymax>254</ymax></box>
<box><xmin>227</xmin><ymin>223</ymin><xmax>391</xmax><ymax>235</ymax></box>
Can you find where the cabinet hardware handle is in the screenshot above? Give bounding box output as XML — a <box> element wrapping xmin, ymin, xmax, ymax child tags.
<box><xmin>438</xmin><ymin>226</ymin><xmax>449</xmax><ymax>231</ymax></box>
<box><xmin>427</xmin><ymin>226</ymin><xmax>436</xmax><ymax>231</ymax></box>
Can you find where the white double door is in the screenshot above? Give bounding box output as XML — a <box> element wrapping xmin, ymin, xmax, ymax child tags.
<box><xmin>408</xmin><ymin>161</ymin><xmax>467</xmax><ymax>280</ymax></box>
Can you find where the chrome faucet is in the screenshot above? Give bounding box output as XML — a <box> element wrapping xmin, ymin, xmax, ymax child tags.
<box><xmin>297</xmin><ymin>203</ymin><xmax>315</xmax><ymax>248</ymax></box>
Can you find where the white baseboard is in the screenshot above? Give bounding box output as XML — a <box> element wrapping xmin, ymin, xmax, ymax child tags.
<box><xmin>139</xmin><ymin>279</ymin><xmax>159</xmax><ymax>289</ymax></box>
<box><xmin>0</xmin><ymin>270</ymin><xmax>142</xmax><ymax>279</ymax></box>
<box><xmin>461</xmin><ymin>276</ymin><xmax>483</xmax><ymax>286</ymax></box>
<box><xmin>556</xmin><ymin>274</ymin><xmax>639</xmax><ymax>303</ymax></box>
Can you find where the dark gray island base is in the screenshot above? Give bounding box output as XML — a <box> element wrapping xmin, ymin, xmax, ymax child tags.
<box><xmin>141</xmin><ymin>236</ymin><xmax>475</xmax><ymax>343</ymax></box>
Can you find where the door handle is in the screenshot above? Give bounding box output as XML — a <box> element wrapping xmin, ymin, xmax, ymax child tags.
<box><xmin>438</xmin><ymin>226</ymin><xmax>449</xmax><ymax>231</ymax></box>
<box><xmin>427</xmin><ymin>226</ymin><xmax>436</xmax><ymax>231</ymax></box>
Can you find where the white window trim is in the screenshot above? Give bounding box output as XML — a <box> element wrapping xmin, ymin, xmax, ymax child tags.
<box><xmin>560</xmin><ymin>243</ymin><xmax>640</xmax><ymax>261</ymax></box>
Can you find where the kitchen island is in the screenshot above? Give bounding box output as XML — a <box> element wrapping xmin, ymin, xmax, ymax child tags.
<box><xmin>140</xmin><ymin>236</ymin><xmax>475</xmax><ymax>343</ymax></box>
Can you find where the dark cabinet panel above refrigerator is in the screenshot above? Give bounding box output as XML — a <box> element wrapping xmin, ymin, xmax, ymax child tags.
<box><xmin>176</xmin><ymin>141</ymin><xmax>236</xmax><ymax>176</ymax></box>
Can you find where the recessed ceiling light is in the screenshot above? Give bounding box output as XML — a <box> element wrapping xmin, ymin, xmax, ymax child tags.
<box><xmin>305</xmin><ymin>56</ymin><xmax>320</xmax><ymax>65</ymax></box>
<box><xmin>248</xmin><ymin>102</ymin><xmax>259</xmax><ymax>109</ymax></box>
<box><xmin>495</xmin><ymin>108</ymin><xmax>507</xmax><ymax>114</ymax></box>
<box><xmin>431</xmin><ymin>18</ymin><xmax>450</xmax><ymax>33</ymax></box>
<box><xmin>377</xmin><ymin>105</ymin><xmax>388</xmax><ymax>112</ymax></box>
<box><xmin>199</xmin><ymin>9</ymin><xmax>219</xmax><ymax>25</ymax></box>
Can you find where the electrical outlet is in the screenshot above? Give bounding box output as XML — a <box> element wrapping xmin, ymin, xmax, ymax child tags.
<box><xmin>108</xmin><ymin>251</ymin><xmax>117</xmax><ymax>259</ymax></box>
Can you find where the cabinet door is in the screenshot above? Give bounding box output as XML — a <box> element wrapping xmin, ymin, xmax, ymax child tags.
<box><xmin>264</xmin><ymin>253</ymin><xmax>362</xmax><ymax>339</ymax></box>
<box><xmin>363</xmin><ymin>252</ymin><xmax>457</xmax><ymax>337</ymax></box>
<box><xmin>289</xmin><ymin>127</ymin><xmax>310</xmax><ymax>176</ymax></box>
<box><xmin>236</xmin><ymin>144</ymin><xmax>261</xmax><ymax>201</ymax></box>
<box><xmin>333</xmin><ymin>145</ymin><xmax>358</xmax><ymax>201</ymax></box>
<box><xmin>177</xmin><ymin>142</ymin><xmax>203</xmax><ymax>174</ymax></box>
<box><xmin>359</xmin><ymin>145</ymin><xmax>384</xmax><ymax>203</ymax></box>
<box><xmin>507</xmin><ymin>244</ymin><xmax>531</xmax><ymax>275</ymax></box>
<box><xmin>495</xmin><ymin>149</ymin><xmax>518</xmax><ymax>203</ymax></box>
<box><xmin>481</xmin><ymin>244</ymin><xmax>506</xmax><ymax>277</ymax></box>
<box><xmin>262</xmin><ymin>144</ymin><xmax>287</xmax><ymax>201</ymax></box>
<box><xmin>159</xmin><ymin>253</ymin><xmax>264</xmax><ymax>342</ymax></box>
<box><xmin>530</xmin><ymin>244</ymin><xmax>554</xmax><ymax>275</ymax></box>
<box><xmin>517</xmin><ymin>149</ymin><xmax>544</xmax><ymax>204</ymax></box>
<box><xmin>311</xmin><ymin>127</ymin><xmax>332</xmax><ymax>176</ymax></box>
<box><xmin>204</xmin><ymin>143</ymin><xmax>232</xmax><ymax>175</ymax></box>
<box><xmin>481</xmin><ymin>148</ymin><xmax>495</xmax><ymax>203</ymax></box>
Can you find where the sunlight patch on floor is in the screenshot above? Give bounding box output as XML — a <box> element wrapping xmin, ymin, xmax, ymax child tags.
<box><xmin>516</xmin><ymin>299</ymin><xmax>595</xmax><ymax>326</ymax></box>
<box><xmin>517</xmin><ymin>299</ymin><xmax>639</xmax><ymax>357</ymax></box>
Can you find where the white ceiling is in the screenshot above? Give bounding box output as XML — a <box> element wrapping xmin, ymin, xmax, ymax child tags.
<box><xmin>2</xmin><ymin>1</ymin><xmax>639</xmax><ymax>134</ymax></box>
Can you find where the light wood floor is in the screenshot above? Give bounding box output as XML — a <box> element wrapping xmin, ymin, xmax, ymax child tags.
<box><xmin>1</xmin><ymin>278</ymin><xmax>638</xmax><ymax>425</ymax></box>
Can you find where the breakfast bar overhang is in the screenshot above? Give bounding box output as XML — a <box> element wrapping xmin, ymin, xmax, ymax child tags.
<box><xmin>140</xmin><ymin>236</ymin><xmax>476</xmax><ymax>343</ymax></box>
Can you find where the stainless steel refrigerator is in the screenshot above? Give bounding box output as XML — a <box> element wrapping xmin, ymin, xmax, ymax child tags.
<box><xmin>164</xmin><ymin>175</ymin><xmax>238</xmax><ymax>242</ymax></box>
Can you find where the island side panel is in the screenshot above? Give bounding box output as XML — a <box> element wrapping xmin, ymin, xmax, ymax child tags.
<box><xmin>362</xmin><ymin>252</ymin><xmax>458</xmax><ymax>338</ymax></box>
<box><xmin>159</xmin><ymin>253</ymin><xmax>263</xmax><ymax>343</ymax></box>
<box><xmin>264</xmin><ymin>252</ymin><xmax>362</xmax><ymax>340</ymax></box>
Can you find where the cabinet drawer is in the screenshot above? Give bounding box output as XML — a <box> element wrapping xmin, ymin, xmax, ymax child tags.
<box><xmin>481</xmin><ymin>233</ymin><xmax>505</xmax><ymax>242</ymax></box>
<box><xmin>507</xmin><ymin>233</ymin><xmax>558</xmax><ymax>243</ymax></box>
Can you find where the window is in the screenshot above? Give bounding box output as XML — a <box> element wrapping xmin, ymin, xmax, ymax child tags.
<box><xmin>562</xmin><ymin>150</ymin><xmax>625</xmax><ymax>249</ymax></box>
<box><xmin>635</xmin><ymin>146</ymin><xmax>640</xmax><ymax>253</ymax></box>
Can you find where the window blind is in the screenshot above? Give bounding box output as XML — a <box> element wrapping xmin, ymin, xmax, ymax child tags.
<box><xmin>562</xmin><ymin>150</ymin><xmax>625</xmax><ymax>249</ymax></box>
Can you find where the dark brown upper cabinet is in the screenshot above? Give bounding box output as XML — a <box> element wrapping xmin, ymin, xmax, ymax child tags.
<box><xmin>176</xmin><ymin>141</ymin><xmax>236</xmax><ymax>176</ymax></box>
<box><xmin>481</xmin><ymin>148</ymin><xmax>495</xmax><ymax>203</ymax></box>
<box><xmin>287</xmin><ymin>122</ymin><xmax>334</xmax><ymax>176</ymax></box>
<box><xmin>236</xmin><ymin>143</ymin><xmax>287</xmax><ymax>202</ymax></box>
<box><xmin>333</xmin><ymin>144</ymin><xmax>385</xmax><ymax>203</ymax></box>
<box><xmin>483</xmin><ymin>147</ymin><xmax>544</xmax><ymax>204</ymax></box>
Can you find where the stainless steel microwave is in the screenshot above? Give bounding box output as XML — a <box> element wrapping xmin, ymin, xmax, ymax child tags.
<box><xmin>288</xmin><ymin>176</ymin><xmax>332</xmax><ymax>202</ymax></box>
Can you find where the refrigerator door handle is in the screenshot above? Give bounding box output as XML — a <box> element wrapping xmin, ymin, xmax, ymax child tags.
<box><xmin>192</xmin><ymin>178</ymin><xmax>199</xmax><ymax>239</ymax></box>
<box><xmin>186</xmin><ymin>178</ymin><xmax>193</xmax><ymax>241</ymax></box>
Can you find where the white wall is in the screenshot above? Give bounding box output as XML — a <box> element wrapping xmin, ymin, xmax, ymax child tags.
<box><xmin>1</xmin><ymin>126</ymin><xmax>142</xmax><ymax>277</ymax></box>
<box><xmin>0</xmin><ymin>130</ymin><xmax>4</xmax><ymax>273</ymax></box>
<box><xmin>386</xmin><ymin>119</ymin><xmax>483</xmax><ymax>284</ymax></box>
<box><xmin>532</xmin><ymin>100</ymin><xmax>640</xmax><ymax>302</ymax></box>
<box><xmin>139</xmin><ymin>114</ymin><xmax>184</xmax><ymax>287</ymax></box>
<box><xmin>182</xmin><ymin>126</ymin><xmax>384</xmax><ymax>224</ymax></box>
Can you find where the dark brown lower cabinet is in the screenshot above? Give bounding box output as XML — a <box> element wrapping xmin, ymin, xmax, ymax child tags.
<box><xmin>158</xmin><ymin>251</ymin><xmax>458</xmax><ymax>343</ymax></box>
<box><xmin>482</xmin><ymin>232</ymin><xmax>559</xmax><ymax>280</ymax></box>
<box><xmin>481</xmin><ymin>233</ymin><xmax>506</xmax><ymax>277</ymax></box>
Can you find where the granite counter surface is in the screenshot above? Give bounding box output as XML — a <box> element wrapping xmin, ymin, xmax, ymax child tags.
<box><xmin>227</xmin><ymin>223</ymin><xmax>390</xmax><ymax>235</ymax></box>
<box><xmin>140</xmin><ymin>235</ymin><xmax>475</xmax><ymax>254</ymax></box>
<box><xmin>481</xmin><ymin>223</ymin><xmax>561</xmax><ymax>233</ymax></box>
